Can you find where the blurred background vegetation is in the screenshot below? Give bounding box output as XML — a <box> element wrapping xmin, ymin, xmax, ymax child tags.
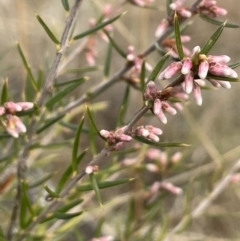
<box><xmin>0</xmin><ymin>0</ymin><xmax>240</xmax><ymax>240</ymax></box>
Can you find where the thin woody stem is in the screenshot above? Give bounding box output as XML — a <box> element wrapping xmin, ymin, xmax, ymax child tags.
<box><xmin>6</xmin><ymin>1</ymin><xmax>84</xmax><ymax>239</ymax></box>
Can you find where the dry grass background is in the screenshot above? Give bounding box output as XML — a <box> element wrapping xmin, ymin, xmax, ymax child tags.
<box><xmin>0</xmin><ymin>0</ymin><xmax>240</xmax><ymax>240</ymax></box>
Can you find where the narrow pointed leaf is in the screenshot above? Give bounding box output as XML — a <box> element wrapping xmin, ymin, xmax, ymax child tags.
<box><xmin>59</xmin><ymin>121</ymin><xmax>89</xmax><ymax>133</ymax></box>
<box><xmin>29</xmin><ymin>173</ymin><xmax>54</xmax><ymax>188</ymax></box>
<box><xmin>166</xmin><ymin>0</ymin><xmax>173</xmax><ymax>16</ymax></box>
<box><xmin>36</xmin><ymin>14</ymin><xmax>60</xmax><ymax>44</ymax></box>
<box><xmin>21</xmin><ymin>181</ymin><xmax>35</xmax><ymax>216</ymax></box>
<box><xmin>1</xmin><ymin>79</ymin><xmax>8</xmax><ymax>104</ymax></box>
<box><xmin>36</xmin><ymin>114</ymin><xmax>65</xmax><ymax>134</ymax></box>
<box><xmin>140</xmin><ymin>61</ymin><xmax>146</xmax><ymax>93</ymax></box>
<box><xmin>30</xmin><ymin>141</ymin><xmax>72</xmax><ymax>150</ymax></box>
<box><xmin>53</xmin><ymin>211</ymin><xmax>83</xmax><ymax>219</ymax></box>
<box><xmin>45</xmin><ymin>82</ymin><xmax>81</xmax><ymax>108</ymax></box>
<box><xmin>104</xmin><ymin>42</ymin><xmax>112</xmax><ymax>78</ymax></box>
<box><xmin>199</xmin><ymin>15</ymin><xmax>239</xmax><ymax>28</ymax></box>
<box><xmin>86</xmin><ymin>106</ymin><xmax>104</xmax><ymax>140</ymax></box>
<box><xmin>72</xmin><ymin>116</ymin><xmax>85</xmax><ymax>172</ymax></box>
<box><xmin>54</xmin><ymin>76</ymin><xmax>87</xmax><ymax>87</ymax></box>
<box><xmin>61</xmin><ymin>0</ymin><xmax>70</xmax><ymax>11</ymax></box>
<box><xmin>90</xmin><ymin>173</ymin><xmax>102</xmax><ymax>206</ymax></box>
<box><xmin>174</xmin><ymin>12</ymin><xmax>184</xmax><ymax>59</ymax></box>
<box><xmin>57</xmin><ymin>150</ymin><xmax>87</xmax><ymax>194</ymax></box>
<box><xmin>93</xmin><ymin>218</ymin><xmax>105</xmax><ymax>237</ymax></box>
<box><xmin>89</xmin><ymin>121</ymin><xmax>97</xmax><ymax>156</ymax></box>
<box><xmin>25</xmin><ymin>74</ymin><xmax>37</xmax><ymax>102</ymax></box>
<box><xmin>73</xmin><ymin>13</ymin><xmax>123</xmax><ymax>40</ymax></box>
<box><xmin>17</xmin><ymin>43</ymin><xmax>37</xmax><ymax>90</ymax></box>
<box><xmin>66</xmin><ymin>66</ymin><xmax>101</xmax><ymax>74</ymax></box>
<box><xmin>44</xmin><ymin>184</ymin><xmax>60</xmax><ymax>198</ymax></box>
<box><xmin>147</xmin><ymin>52</ymin><xmax>169</xmax><ymax>82</ymax></box>
<box><xmin>117</xmin><ymin>86</ymin><xmax>130</xmax><ymax>127</ymax></box>
<box><xmin>102</xmin><ymin>30</ymin><xmax>127</xmax><ymax>58</ymax></box>
<box><xmin>36</xmin><ymin>69</ymin><xmax>43</xmax><ymax>91</ymax></box>
<box><xmin>228</xmin><ymin>61</ymin><xmax>240</xmax><ymax>69</ymax></box>
<box><xmin>200</xmin><ymin>22</ymin><xmax>226</xmax><ymax>55</ymax></box>
<box><xmin>133</xmin><ymin>136</ymin><xmax>190</xmax><ymax>147</ymax></box>
<box><xmin>56</xmin><ymin>199</ymin><xmax>84</xmax><ymax>213</ymax></box>
<box><xmin>206</xmin><ymin>74</ymin><xmax>239</xmax><ymax>82</ymax></box>
<box><xmin>19</xmin><ymin>194</ymin><xmax>28</xmax><ymax>229</ymax></box>
<box><xmin>76</xmin><ymin>178</ymin><xmax>133</xmax><ymax>191</ymax></box>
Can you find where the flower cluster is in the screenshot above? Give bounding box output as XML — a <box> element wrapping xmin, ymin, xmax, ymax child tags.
<box><xmin>0</xmin><ymin>101</ymin><xmax>33</xmax><ymax>138</ymax></box>
<box><xmin>197</xmin><ymin>0</ymin><xmax>227</xmax><ymax>17</ymax></box>
<box><xmin>144</xmin><ymin>81</ymin><xmax>177</xmax><ymax>124</ymax></box>
<box><xmin>100</xmin><ymin>126</ymin><xmax>132</xmax><ymax>149</ymax></box>
<box><xmin>159</xmin><ymin>46</ymin><xmax>238</xmax><ymax>105</ymax></box>
<box><xmin>134</xmin><ymin>125</ymin><xmax>162</xmax><ymax>142</ymax></box>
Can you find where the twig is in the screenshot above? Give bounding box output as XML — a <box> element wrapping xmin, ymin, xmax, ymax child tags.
<box><xmin>163</xmin><ymin>159</ymin><xmax>240</xmax><ymax>241</ymax></box>
<box><xmin>6</xmin><ymin>1</ymin><xmax>84</xmax><ymax>239</ymax></box>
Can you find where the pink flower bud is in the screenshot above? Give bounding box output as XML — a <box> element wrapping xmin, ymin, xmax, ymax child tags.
<box><xmin>145</xmin><ymin>125</ymin><xmax>163</xmax><ymax>136</ymax></box>
<box><xmin>208</xmin><ymin>78</ymin><xmax>221</xmax><ymax>87</ymax></box>
<box><xmin>117</xmin><ymin>133</ymin><xmax>132</xmax><ymax>142</ymax></box>
<box><xmin>178</xmin><ymin>9</ymin><xmax>192</xmax><ymax>18</ymax></box>
<box><xmin>192</xmin><ymin>46</ymin><xmax>201</xmax><ymax>57</ymax></box>
<box><xmin>16</xmin><ymin>102</ymin><xmax>34</xmax><ymax>111</ymax></box>
<box><xmin>148</xmin><ymin>133</ymin><xmax>160</xmax><ymax>142</ymax></box>
<box><xmin>209</xmin><ymin>63</ymin><xmax>238</xmax><ymax>78</ymax></box>
<box><xmin>150</xmin><ymin>181</ymin><xmax>161</xmax><ymax>194</ymax></box>
<box><xmin>153</xmin><ymin>99</ymin><xmax>162</xmax><ymax>115</ymax></box>
<box><xmin>155</xmin><ymin>19</ymin><xmax>169</xmax><ymax>38</ymax></box>
<box><xmin>0</xmin><ymin>107</ymin><xmax>5</xmax><ymax>115</ymax></box>
<box><xmin>184</xmin><ymin>71</ymin><xmax>194</xmax><ymax>94</ymax></box>
<box><xmin>218</xmin><ymin>80</ymin><xmax>231</xmax><ymax>89</ymax></box>
<box><xmin>162</xmin><ymin>102</ymin><xmax>177</xmax><ymax>115</ymax></box>
<box><xmin>198</xmin><ymin>60</ymin><xmax>209</xmax><ymax>79</ymax></box>
<box><xmin>146</xmin><ymin>163</ymin><xmax>159</xmax><ymax>172</ymax></box>
<box><xmin>180</xmin><ymin>35</ymin><xmax>191</xmax><ymax>43</ymax></box>
<box><xmin>146</xmin><ymin>148</ymin><xmax>161</xmax><ymax>160</ymax></box>
<box><xmin>4</xmin><ymin>102</ymin><xmax>22</xmax><ymax>113</ymax></box>
<box><xmin>181</xmin><ymin>58</ymin><xmax>193</xmax><ymax>74</ymax></box>
<box><xmin>208</xmin><ymin>55</ymin><xmax>231</xmax><ymax>63</ymax></box>
<box><xmin>193</xmin><ymin>83</ymin><xmax>202</xmax><ymax>106</ymax></box>
<box><xmin>144</xmin><ymin>81</ymin><xmax>157</xmax><ymax>100</ymax></box>
<box><xmin>212</xmin><ymin>6</ymin><xmax>227</xmax><ymax>16</ymax></box>
<box><xmin>160</xmin><ymin>182</ymin><xmax>183</xmax><ymax>195</ymax></box>
<box><xmin>162</xmin><ymin>62</ymin><xmax>182</xmax><ymax>79</ymax></box>
<box><xmin>122</xmin><ymin>158</ymin><xmax>137</xmax><ymax>166</ymax></box>
<box><xmin>85</xmin><ymin>166</ymin><xmax>94</xmax><ymax>174</ymax></box>
<box><xmin>5</xmin><ymin>115</ymin><xmax>26</xmax><ymax>138</ymax></box>
<box><xmin>159</xmin><ymin>151</ymin><xmax>167</xmax><ymax>166</ymax></box>
<box><xmin>100</xmin><ymin>129</ymin><xmax>110</xmax><ymax>138</ymax></box>
<box><xmin>171</xmin><ymin>152</ymin><xmax>182</xmax><ymax>163</ymax></box>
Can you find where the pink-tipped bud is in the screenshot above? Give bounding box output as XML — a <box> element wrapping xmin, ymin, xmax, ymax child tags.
<box><xmin>162</xmin><ymin>102</ymin><xmax>177</xmax><ymax>115</ymax></box>
<box><xmin>127</xmin><ymin>53</ymin><xmax>135</xmax><ymax>61</ymax></box>
<box><xmin>136</xmin><ymin>126</ymin><xmax>150</xmax><ymax>137</ymax></box>
<box><xmin>159</xmin><ymin>151</ymin><xmax>167</xmax><ymax>166</ymax></box>
<box><xmin>202</xmin><ymin>1</ymin><xmax>217</xmax><ymax>8</ymax></box>
<box><xmin>146</xmin><ymin>163</ymin><xmax>159</xmax><ymax>172</ymax></box>
<box><xmin>103</xmin><ymin>4</ymin><xmax>112</xmax><ymax>16</ymax></box>
<box><xmin>17</xmin><ymin>102</ymin><xmax>34</xmax><ymax>111</ymax></box>
<box><xmin>146</xmin><ymin>148</ymin><xmax>161</xmax><ymax>160</ymax></box>
<box><xmin>208</xmin><ymin>55</ymin><xmax>231</xmax><ymax>63</ymax></box>
<box><xmin>171</xmin><ymin>152</ymin><xmax>182</xmax><ymax>163</ymax></box>
<box><xmin>178</xmin><ymin>9</ymin><xmax>192</xmax><ymax>18</ymax></box>
<box><xmin>144</xmin><ymin>81</ymin><xmax>157</xmax><ymax>100</ymax></box>
<box><xmin>218</xmin><ymin>80</ymin><xmax>231</xmax><ymax>89</ymax></box>
<box><xmin>145</xmin><ymin>125</ymin><xmax>163</xmax><ymax>136</ymax></box>
<box><xmin>180</xmin><ymin>35</ymin><xmax>191</xmax><ymax>43</ymax></box>
<box><xmin>86</xmin><ymin>52</ymin><xmax>96</xmax><ymax>66</ymax></box>
<box><xmin>184</xmin><ymin>71</ymin><xmax>194</xmax><ymax>94</ymax></box>
<box><xmin>14</xmin><ymin>116</ymin><xmax>27</xmax><ymax>133</ymax></box>
<box><xmin>192</xmin><ymin>46</ymin><xmax>201</xmax><ymax>57</ymax></box>
<box><xmin>181</xmin><ymin>58</ymin><xmax>193</xmax><ymax>74</ymax></box>
<box><xmin>212</xmin><ymin>6</ymin><xmax>227</xmax><ymax>16</ymax></box>
<box><xmin>100</xmin><ymin>129</ymin><xmax>110</xmax><ymax>138</ymax></box>
<box><xmin>0</xmin><ymin>107</ymin><xmax>5</xmax><ymax>115</ymax></box>
<box><xmin>122</xmin><ymin>158</ymin><xmax>137</xmax><ymax>166</ymax></box>
<box><xmin>160</xmin><ymin>182</ymin><xmax>183</xmax><ymax>195</ymax></box>
<box><xmin>85</xmin><ymin>166</ymin><xmax>94</xmax><ymax>174</ymax></box>
<box><xmin>155</xmin><ymin>19</ymin><xmax>169</xmax><ymax>38</ymax></box>
<box><xmin>193</xmin><ymin>82</ymin><xmax>202</xmax><ymax>106</ymax></box>
<box><xmin>163</xmin><ymin>62</ymin><xmax>182</xmax><ymax>79</ymax></box>
<box><xmin>198</xmin><ymin>60</ymin><xmax>209</xmax><ymax>79</ymax></box>
<box><xmin>153</xmin><ymin>99</ymin><xmax>162</xmax><ymax>115</ymax></box>
<box><xmin>156</xmin><ymin>109</ymin><xmax>167</xmax><ymax>124</ymax></box>
<box><xmin>148</xmin><ymin>133</ymin><xmax>160</xmax><ymax>142</ymax></box>
<box><xmin>208</xmin><ymin>78</ymin><xmax>221</xmax><ymax>87</ymax></box>
<box><xmin>4</xmin><ymin>102</ymin><xmax>22</xmax><ymax>113</ymax></box>
<box><xmin>117</xmin><ymin>133</ymin><xmax>132</xmax><ymax>142</ymax></box>
<box><xmin>209</xmin><ymin>63</ymin><xmax>238</xmax><ymax>78</ymax></box>
<box><xmin>150</xmin><ymin>181</ymin><xmax>161</xmax><ymax>194</ymax></box>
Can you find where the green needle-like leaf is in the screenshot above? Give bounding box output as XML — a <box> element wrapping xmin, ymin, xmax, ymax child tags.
<box><xmin>53</xmin><ymin>211</ymin><xmax>83</xmax><ymax>220</ymax></box>
<box><xmin>61</xmin><ymin>0</ymin><xmax>70</xmax><ymax>11</ymax></box>
<box><xmin>117</xmin><ymin>86</ymin><xmax>130</xmax><ymax>127</ymax></box>
<box><xmin>140</xmin><ymin>61</ymin><xmax>146</xmax><ymax>93</ymax></box>
<box><xmin>1</xmin><ymin>79</ymin><xmax>8</xmax><ymax>104</ymax></box>
<box><xmin>104</xmin><ymin>42</ymin><xmax>112</xmax><ymax>78</ymax></box>
<box><xmin>134</xmin><ymin>136</ymin><xmax>190</xmax><ymax>147</ymax></box>
<box><xmin>206</xmin><ymin>74</ymin><xmax>239</xmax><ymax>82</ymax></box>
<box><xmin>76</xmin><ymin>178</ymin><xmax>134</xmax><ymax>192</ymax></box>
<box><xmin>35</xmin><ymin>14</ymin><xmax>60</xmax><ymax>44</ymax></box>
<box><xmin>21</xmin><ymin>181</ymin><xmax>35</xmax><ymax>217</ymax></box>
<box><xmin>36</xmin><ymin>114</ymin><xmax>65</xmax><ymax>134</ymax></box>
<box><xmin>102</xmin><ymin>30</ymin><xmax>127</xmax><ymax>58</ymax></box>
<box><xmin>45</xmin><ymin>82</ymin><xmax>81</xmax><ymax>109</ymax></box>
<box><xmin>73</xmin><ymin>13</ymin><xmax>124</xmax><ymax>40</ymax></box>
<box><xmin>90</xmin><ymin>173</ymin><xmax>102</xmax><ymax>206</ymax></box>
<box><xmin>29</xmin><ymin>173</ymin><xmax>54</xmax><ymax>188</ymax></box>
<box><xmin>86</xmin><ymin>106</ymin><xmax>104</xmax><ymax>140</ymax></box>
<box><xmin>147</xmin><ymin>52</ymin><xmax>169</xmax><ymax>82</ymax></box>
<box><xmin>56</xmin><ymin>199</ymin><xmax>83</xmax><ymax>213</ymax></box>
<box><xmin>72</xmin><ymin>116</ymin><xmax>85</xmax><ymax>172</ymax></box>
<box><xmin>199</xmin><ymin>15</ymin><xmax>239</xmax><ymax>28</ymax></box>
<box><xmin>54</xmin><ymin>76</ymin><xmax>88</xmax><ymax>87</ymax></box>
<box><xmin>174</xmin><ymin>12</ymin><xmax>184</xmax><ymax>60</ymax></box>
<box><xmin>56</xmin><ymin>149</ymin><xmax>87</xmax><ymax>194</ymax></box>
<box><xmin>44</xmin><ymin>184</ymin><xmax>60</xmax><ymax>198</ymax></box>
<box><xmin>200</xmin><ymin>21</ymin><xmax>226</xmax><ymax>55</ymax></box>
<box><xmin>17</xmin><ymin>43</ymin><xmax>37</xmax><ymax>91</ymax></box>
<box><xmin>166</xmin><ymin>0</ymin><xmax>173</xmax><ymax>16</ymax></box>
<box><xmin>228</xmin><ymin>61</ymin><xmax>240</xmax><ymax>69</ymax></box>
